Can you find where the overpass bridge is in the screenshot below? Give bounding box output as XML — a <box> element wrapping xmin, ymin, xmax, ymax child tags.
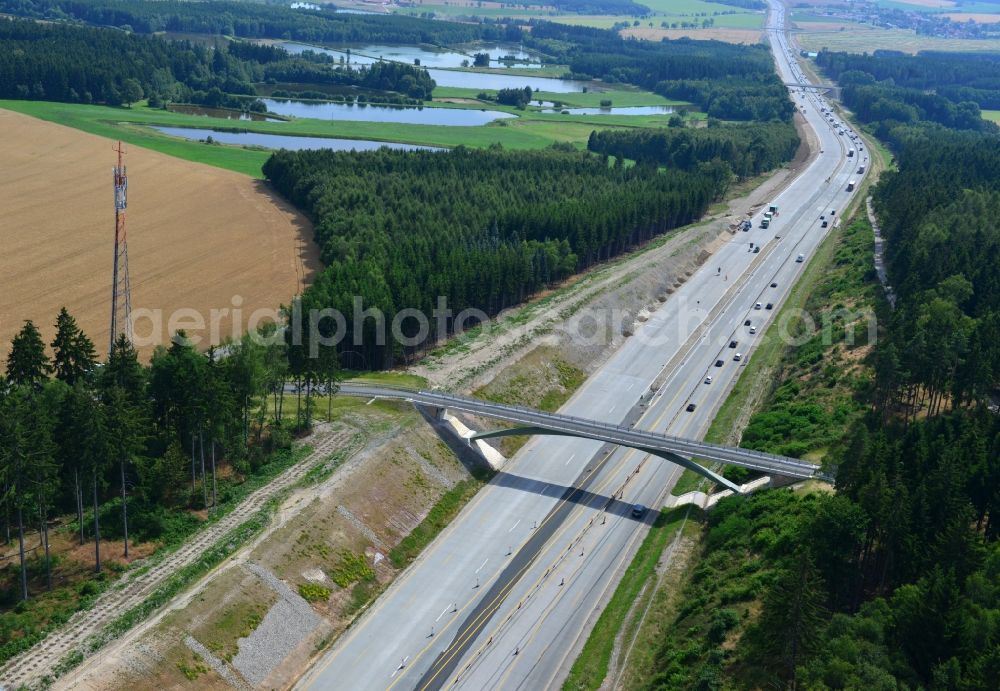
<box><xmin>785</xmin><ymin>82</ymin><xmax>833</xmax><ymax>91</ymax></box>
<box><xmin>340</xmin><ymin>384</ymin><xmax>830</xmax><ymax>493</ymax></box>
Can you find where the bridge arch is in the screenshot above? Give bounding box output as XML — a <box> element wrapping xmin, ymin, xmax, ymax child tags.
<box><xmin>469</xmin><ymin>426</ymin><xmax>741</xmax><ymax>493</ymax></box>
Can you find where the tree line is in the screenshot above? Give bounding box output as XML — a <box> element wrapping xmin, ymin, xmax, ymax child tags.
<box><xmin>587</xmin><ymin>120</ymin><xmax>800</xmax><ymax>179</ymax></box>
<box><xmin>263</xmin><ymin>146</ymin><xmax>733</xmax><ymax>369</ymax></box>
<box><xmin>523</xmin><ymin>22</ymin><xmax>795</xmax><ymax>121</ymax></box>
<box><xmin>0</xmin><ymin>0</ymin><xmax>517</xmax><ymax>44</ymax></box>
<box><xmin>644</xmin><ymin>49</ymin><xmax>1000</xmax><ymax>690</ymax></box>
<box><xmin>0</xmin><ymin>19</ymin><xmax>436</xmax><ymax>107</ymax></box>
<box><xmin>547</xmin><ymin>0</ymin><xmax>651</xmax><ymax>14</ymax></box>
<box><xmin>816</xmin><ymin>48</ymin><xmax>1000</xmax><ymax>110</ymax></box>
<box><xmin>0</xmin><ymin>308</ymin><xmax>338</xmax><ymax>610</ymax></box>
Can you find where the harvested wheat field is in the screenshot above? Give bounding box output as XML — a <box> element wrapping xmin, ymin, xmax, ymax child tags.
<box><xmin>0</xmin><ymin>107</ymin><xmax>319</xmax><ymax>358</ymax></box>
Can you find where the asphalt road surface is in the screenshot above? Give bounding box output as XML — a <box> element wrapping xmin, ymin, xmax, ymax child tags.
<box><xmin>297</xmin><ymin>3</ymin><xmax>865</xmax><ymax>688</ymax></box>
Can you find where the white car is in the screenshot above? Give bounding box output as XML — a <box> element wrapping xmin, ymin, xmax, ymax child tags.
<box><xmin>704</xmin><ymin>376</ymin><xmax>713</xmax><ymax>385</ymax></box>
<box><xmin>749</xmin><ymin>326</ymin><xmax>757</xmax><ymax>334</ymax></box>
<box><xmin>755</xmin><ymin>302</ymin><xmax>763</xmax><ymax>310</ymax></box>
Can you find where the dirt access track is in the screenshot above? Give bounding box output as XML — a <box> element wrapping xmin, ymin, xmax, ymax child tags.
<box><xmin>0</xmin><ymin>108</ymin><xmax>318</xmax><ymax>357</ymax></box>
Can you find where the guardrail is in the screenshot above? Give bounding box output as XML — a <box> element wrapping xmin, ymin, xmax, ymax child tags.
<box><xmin>340</xmin><ymin>384</ymin><xmax>828</xmax><ymax>481</ymax></box>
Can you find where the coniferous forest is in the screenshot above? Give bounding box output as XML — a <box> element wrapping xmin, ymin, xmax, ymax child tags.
<box><xmin>0</xmin><ymin>311</ymin><xmax>336</xmax><ymax>661</ymax></box>
<box><xmin>0</xmin><ymin>0</ymin><xmax>516</xmax><ymax>44</ymax></box>
<box><xmin>0</xmin><ymin>19</ymin><xmax>436</xmax><ymax>107</ymax></box>
<box><xmin>586</xmin><ymin>121</ymin><xmax>801</xmax><ymax>178</ymax></box>
<box><xmin>264</xmin><ymin>147</ymin><xmax>733</xmax><ymax>369</ymax></box>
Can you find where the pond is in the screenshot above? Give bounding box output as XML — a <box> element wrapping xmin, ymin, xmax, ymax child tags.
<box><xmin>464</xmin><ymin>44</ymin><xmax>544</xmax><ymax>69</ymax></box>
<box><xmin>277</xmin><ymin>41</ymin><xmax>589</xmax><ymax>92</ymax></box>
<box><xmin>281</xmin><ymin>41</ymin><xmax>456</xmax><ymax>68</ymax></box>
<box><xmin>167</xmin><ymin>104</ymin><xmax>283</xmax><ymax>122</ymax></box>
<box><xmin>261</xmin><ymin>98</ymin><xmax>516</xmax><ymax>126</ymax></box>
<box><xmin>280</xmin><ymin>41</ymin><xmax>542</xmax><ymax>69</ymax></box>
<box><xmin>426</xmin><ymin>69</ymin><xmax>588</xmax><ymax>93</ymax></box>
<box><xmin>150</xmin><ymin>127</ymin><xmax>443</xmax><ymax>152</ymax></box>
<box><xmin>539</xmin><ymin>105</ymin><xmax>676</xmax><ymax>116</ymax></box>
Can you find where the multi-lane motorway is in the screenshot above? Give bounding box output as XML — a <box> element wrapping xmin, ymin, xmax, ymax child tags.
<box><xmin>298</xmin><ymin>3</ymin><xmax>865</xmax><ymax>689</ymax></box>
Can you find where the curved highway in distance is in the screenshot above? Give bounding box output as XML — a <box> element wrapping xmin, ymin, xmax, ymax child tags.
<box><xmin>298</xmin><ymin>2</ymin><xmax>866</xmax><ymax>689</ymax></box>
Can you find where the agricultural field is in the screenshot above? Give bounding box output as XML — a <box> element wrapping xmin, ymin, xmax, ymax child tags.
<box><xmin>795</xmin><ymin>22</ymin><xmax>1000</xmax><ymax>52</ymax></box>
<box><xmin>398</xmin><ymin>0</ymin><xmax>765</xmax><ymax>37</ymax></box>
<box><xmin>984</xmin><ymin>109</ymin><xmax>1000</xmax><ymax>122</ymax></box>
<box><xmin>621</xmin><ymin>26</ymin><xmax>764</xmax><ymax>42</ymax></box>
<box><xmin>0</xmin><ymin>107</ymin><xmax>318</xmax><ymax>356</ymax></box>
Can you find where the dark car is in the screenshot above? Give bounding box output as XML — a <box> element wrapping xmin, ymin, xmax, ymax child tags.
<box><xmin>729</xmin><ymin>340</ymin><xmax>738</xmax><ymax>348</ymax></box>
<box><xmin>831</xmin><ymin>210</ymin><xmax>836</xmax><ymax>215</ymax></box>
<box><xmin>766</xmin><ymin>303</ymin><xmax>774</xmax><ymax>310</ymax></box>
<box><xmin>753</xmin><ymin>247</ymin><xmax>760</xmax><ymax>253</ymax></box>
<box><xmin>770</xmin><ymin>282</ymin><xmax>778</xmax><ymax>288</ymax></box>
<box><xmin>821</xmin><ymin>220</ymin><xmax>828</xmax><ymax>228</ymax></box>
<box><xmin>715</xmin><ymin>359</ymin><xmax>724</xmax><ymax>367</ymax></box>
<box><xmin>631</xmin><ymin>504</ymin><xmax>647</xmax><ymax>518</ymax></box>
<box><xmin>686</xmin><ymin>403</ymin><xmax>697</xmax><ymax>412</ymax></box>
<box><xmin>744</xmin><ymin>319</ymin><xmax>751</xmax><ymax>326</ymax></box>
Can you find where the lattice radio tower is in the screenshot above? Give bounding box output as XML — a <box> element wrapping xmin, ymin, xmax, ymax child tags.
<box><xmin>109</xmin><ymin>141</ymin><xmax>133</xmax><ymax>354</ymax></box>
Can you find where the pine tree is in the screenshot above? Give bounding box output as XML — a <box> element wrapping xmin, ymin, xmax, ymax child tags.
<box><xmin>63</xmin><ymin>383</ymin><xmax>109</xmax><ymax>572</ymax></box>
<box><xmin>5</xmin><ymin>320</ymin><xmax>51</xmax><ymax>386</ymax></box>
<box><xmin>103</xmin><ymin>334</ymin><xmax>145</xmax><ymax>401</ymax></box>
<box><xmin>104</xmin><ymin>386</ymin><xmax>145</xmax><ymax>559</ymax></box>
<box><xmin>0</xmin><ymin>386</ymin><xmax>56</xmax><ymax>600</ymax></box>
<box><xmin>754</xmin><ymin>549</ymin><xmax>829</xmax><ymax>685</ymax></box>
<box><xmin>51</xmin><ymin>307</ymin><xmax>96</xmax><ymax>385</ymax></box>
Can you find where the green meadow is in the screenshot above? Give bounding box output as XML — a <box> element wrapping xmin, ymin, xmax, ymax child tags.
<box><xmin>1</xmin><ymin>83</ymin><xmax>687</xmax><ymax>177</ymax></box>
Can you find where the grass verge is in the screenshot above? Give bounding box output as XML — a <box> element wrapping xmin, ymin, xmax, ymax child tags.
<box><xmin>388</xmin><ymin>468</ymin><xmax>494</xmax><ymax>569</ymax></box>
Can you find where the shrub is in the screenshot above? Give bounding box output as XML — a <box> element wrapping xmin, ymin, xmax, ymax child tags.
<box><xmin>298</xmin><ymin>583</ymin><xmax>331</xmax><ymax>602</ymax></box>
<box><xmin>330</xmin><ymin>550</ymin><xmax>374</xmax><ymax>587</ymax></box>
<box><xmin>708</xmin><ymin>608</ymin><xmax>740</xmax><ymax>644</ymax></box>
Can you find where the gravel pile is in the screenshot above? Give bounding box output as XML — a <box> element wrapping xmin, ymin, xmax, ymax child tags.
<box><xmin>232</xmin><ymin>563</ymin><xmax>319</xmax><ymax>687</ymax></box>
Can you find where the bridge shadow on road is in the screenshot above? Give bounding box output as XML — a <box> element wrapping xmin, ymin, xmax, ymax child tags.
<box><xmin>416</xmin><ymin>404</ymin><xmax>655</xmax><ymax>525</ymax></box>
<box><xmin>492</xmin><ymin>471</ymin><xmax>655</xmax><ymax>525</ymax></box>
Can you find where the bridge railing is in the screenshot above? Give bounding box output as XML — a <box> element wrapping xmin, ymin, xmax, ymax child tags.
<box><xmin>340</xmin><ymin>385</ymin><xmax>828</xmax><ymax>479</ymax></box>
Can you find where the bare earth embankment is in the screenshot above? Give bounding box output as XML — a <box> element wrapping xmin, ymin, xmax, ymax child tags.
<box><xmin>0</xmin><ymin>108</ymin><xmax>318</xmax><ymax>356</ymax></box>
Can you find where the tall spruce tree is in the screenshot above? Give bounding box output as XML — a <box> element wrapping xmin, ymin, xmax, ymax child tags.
<box><xmin>5</xmin><ymin>320</ymin><xmax>50</xmax><ymax>386</ymax></box>
<box><xmin>51</xmin><ymin>307</ymin><xmax>96</xmax><ymax>385</ymax></box>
